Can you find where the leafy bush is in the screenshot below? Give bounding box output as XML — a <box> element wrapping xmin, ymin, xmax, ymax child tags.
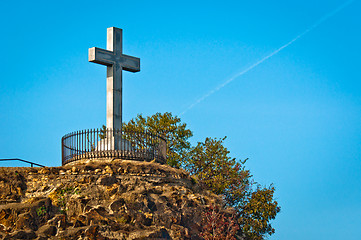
<box><xmin>200</xmin><ymin>205</ymin><xmax>239</xmax><ymax>240</ymax></box>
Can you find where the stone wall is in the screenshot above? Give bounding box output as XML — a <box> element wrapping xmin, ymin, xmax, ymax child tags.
<box><xmin>0</xmin><ymin>160</ymin><xmax>224</xmax><ymax>240</ymax></box>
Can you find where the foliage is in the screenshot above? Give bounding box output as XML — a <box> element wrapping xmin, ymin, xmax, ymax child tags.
<box><xmin>239</xmin><ymin>186</ymin><xmax>280</xmax><ymax>240</ymax></box>
<box><xmin>200</xmin><ymin>205</ymin><xmax>239</xmax><ymax>240</ymax></box>
<box><xmin>123</xmin><ymin>112</ymin><xmax>193</xmax><ymax>167</ymax></box>
<box><xmin>99</xmin><ymin>125</ymin><xmax>107</xmax><ymax>140</ymax></box>
<box><xmin>36</xmin><ymin>206</ymin><xmax>47</xmax><ymax>217</ymax></box>
<box><xmin>185</xmin><ymin>137</ymin><xmax>251</xmax><ymax>208</ymax></box>
<box><xmin>54</xmin><ymin>186</ymin><xmax>80</xmax><ymax>214</ymax></box>
<box><xmin>123</xmin><ymin>112</ymin><xmax>280</xmax><ymax>239</ymax></box>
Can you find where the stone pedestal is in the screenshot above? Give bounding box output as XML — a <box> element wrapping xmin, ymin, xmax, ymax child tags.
<box><xmin>95</xmin><ymin>137</ymin><xmax>132</xmax><ymax>151</ymax></box>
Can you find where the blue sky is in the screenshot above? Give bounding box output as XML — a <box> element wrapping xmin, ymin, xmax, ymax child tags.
<box><xmin>0</xmin><ymin>0</ymin><xmax>360</xmax><ymax>239</ymax></box>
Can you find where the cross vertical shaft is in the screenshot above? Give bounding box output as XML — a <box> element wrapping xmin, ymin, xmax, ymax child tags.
<box><xmin>107</xmin><ymin>27</ymin><xmax>123</xmax><ymax>132</ymax></box>
<box><xmin>89</xmin><ymin>27</ymin><xmax>140</xmax><ymax>149</ymax></box>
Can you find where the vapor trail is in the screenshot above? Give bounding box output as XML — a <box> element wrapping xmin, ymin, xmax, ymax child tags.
<box><xmin>179</xmin><ymin>0</ymin><xmax>354</xmax><ymax>116</ymax></box>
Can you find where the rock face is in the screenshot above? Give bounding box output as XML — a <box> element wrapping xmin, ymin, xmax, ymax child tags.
<box><xmin>0</xmin><ymin>160</ymin><xmax>223</xmax><ymax>239</ymax></box>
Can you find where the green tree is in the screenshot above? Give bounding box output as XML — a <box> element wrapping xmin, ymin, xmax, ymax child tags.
<box><xmin>123</xmin><ymin>112</ymin><xmax>193</xmax><ymax>167</ymax></box>
<box><xmin>124</xmin><ymin>112</ymin><xmax>280</xmax><ymax>239</ymax></box>
<box><xmin>239</xmin><ymin>186</ymin><xmax>280</xmax><ymax>240</ymax></box>
<box><xmin>185</xmin><ymin>137</ymin><xmax>251</xmax><ymax>207</ymax></box>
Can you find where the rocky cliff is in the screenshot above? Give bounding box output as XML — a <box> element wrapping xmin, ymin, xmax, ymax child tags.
<box><xmin>0</xmin><ymin>159</ymin><xmax>224</xmax><ymax>239</ymax></box>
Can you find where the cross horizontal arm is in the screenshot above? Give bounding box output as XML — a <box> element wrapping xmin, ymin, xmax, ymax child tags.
<box><xmin>88</xmin><ymin>47</ymin><xmax>115</xmax><ymax>66</ymax></box>
<box><xmin>121</xmin><ymin>54</ymin><xmax>140</xmax><ymax>72</ymax></box>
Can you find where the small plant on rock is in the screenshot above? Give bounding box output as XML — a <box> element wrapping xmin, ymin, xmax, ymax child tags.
<box><xmin>36</xmin><ymin>206</ymin><xmax>47</xmax><ymax>217</ymax></box>
<box><xmin>51</xmin><ymin>186</ymin><xmax>80</xmax><ymax>214</ymax></box>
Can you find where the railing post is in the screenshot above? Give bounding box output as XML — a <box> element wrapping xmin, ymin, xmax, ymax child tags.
<box><xmin>159</xmin><ymin>135</ymin><xmax>167</xmax><ymax>163</ymax></box>
<box><xmin>61</xmin><ymin>136</ymin><xmax>64</xmax><ymax>165</ymax></box>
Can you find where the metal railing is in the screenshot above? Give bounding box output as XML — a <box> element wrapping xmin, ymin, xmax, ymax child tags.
<box><xmin>61</xmin><ymin>128</ymin><xmax>167</xmax><ymax>165</ymax></box>
<box><xmin>0</xmin><ymin>158</ymin><xmax>45</xmax><ymax>167</ymax></box>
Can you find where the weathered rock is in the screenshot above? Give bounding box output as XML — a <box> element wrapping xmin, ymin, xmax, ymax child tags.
<box><xmin>128</xmin><ymin>227</ymin><xmax>171</xmax><ymax>240</ymax></box>
<box><xmin>47</xmin><ymin>214</ymin><xmax>67</xmax><ymax>229</ymax></box>
<box><xmin>97</xmin><ymin>175</ymin><xmax>118</xmax><ymax>186</ymax></box>
<box><xmin>36</xmin><ymin>225</ymin><xmax>57</xmax><ymax>237</ymax></box>
<box><xmin>3</xmin><ymin>230</ymin><xmax>36</xmax><ymax>240</ymax></box>
<box><xmin>85</xmin><ymin>208</ymin><xmax>109</xmax><ymax>225</ymax></box>
<box><xmin>0</xmin><ymin>171</ymin><xmax>26</xmax><ymax>203</ymax></box>
<box><xmin>15</xmin><ymin>213</ymin><xmax>37</xmax><ymax>231</ymax></box>
<box><xmin>84</xmin><ymin>225</ymin><xmax>103</xmax><ymax>239</ymax></box>
<box><xmin>57</xmin><ymin>226</ymin><xmax>87</xmax><ymax>239</ymax></box>
<box><xmin>109</xmin><ymin>198</ymin><xmax>125</xmax><ymax>213</ymax></box>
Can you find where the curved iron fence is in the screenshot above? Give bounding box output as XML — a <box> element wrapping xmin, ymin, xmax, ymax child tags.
<box><xmin>61</xmin><ymin>128</ymin><xmax>167</xmax><ymax>165</ymax></box>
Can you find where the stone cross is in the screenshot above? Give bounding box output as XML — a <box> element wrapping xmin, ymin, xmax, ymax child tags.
<box><xmin>88</xmin><ymin>27</ymin><xmax>140</xmax><ymax>135</ymax></box>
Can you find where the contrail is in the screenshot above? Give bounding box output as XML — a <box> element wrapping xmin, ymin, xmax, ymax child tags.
<box><xmin>179</xmin><ymin>0</ymin><xmax>354</xmax><ymax>116</ymax></box>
